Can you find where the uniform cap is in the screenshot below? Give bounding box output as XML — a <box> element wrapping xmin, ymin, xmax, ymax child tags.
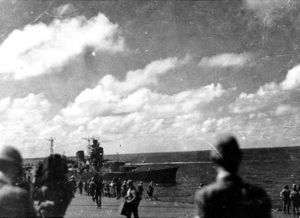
<box><xmin>210</xmin><ymin>134</ymin><xmax>242</xmax><ymax>172</ymax></box>
<box><xmin>0</xmin><ymin>146</ymin><xmax>23</xmax><ymax>167</ymax></box>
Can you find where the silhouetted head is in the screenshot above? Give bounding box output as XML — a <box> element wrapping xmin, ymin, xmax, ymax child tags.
<box><xmin>34</xmin><ymin>154</ymin><xmax>68</xmax><ymax>186</ymax></box>
<box><xmin>0</xmin><ymin>146</ymin><xmax>23</xmax><ymax>182</ymax></box>
<box><xmin>284</xmin><ymin>185</ymin><xmax>289</xmax><ymax>189</ymax></box>
<box><xmin>127</xmin><ymin>180</ymin><xmax>133</xmax><ymax>188</ymax></box>
<box><xmin>210</xmin><ymin>134</ymin><xmax>242</xmax><ymax>173</ymax></box>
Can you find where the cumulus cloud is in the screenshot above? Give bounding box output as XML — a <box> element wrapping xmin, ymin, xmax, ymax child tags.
<box><xmin>51</xmin><ymin>80</ymin><xmax>225</xmax><ymax>154</ymax></box>
<box><xmin>0</xmin><ymin>12</ymin><xmax>124</xmax><ymax>79</ymax></box>
<box><xmin>229</xmin><ymin>82</ymin><xmax>283</xmax><ymax>114</ymax></box>
<box><xmin>230</xmin><ymin>61</ymin><xmax>300</xmax><ymax>115</ymax></box>
<box><xmin>60</xmin><ymin>57</ymin><xmax>179</xmax><ymax>125</ymax></box>
<box><xmin>0</xmin><ymin>94</ymin><xmax>52</xmax><ymax>156</ymax></box>
<box><xmin>198</xmin><ymin>53</ymin><xmax>253</xmax><ymax>68</ymax></box>
<box><xmin>280</xmin><ymin>64</ymin><xmax>300</xmax><ymax>90</ymax></box>
<box><xmin>46</xmin><ymin>56</ymin><xmax>226</xmax><ymax>154</ymax></box>
<box><xmin>274</xmin><ymin>104</ymin><xmax>295</xmax><ymax>116</ymax></box>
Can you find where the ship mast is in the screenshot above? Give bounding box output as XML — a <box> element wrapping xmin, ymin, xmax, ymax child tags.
<box><xmin>46</xmin><ymin>137</ymin><xmax>54</xmax><ymax>155</ymax></box>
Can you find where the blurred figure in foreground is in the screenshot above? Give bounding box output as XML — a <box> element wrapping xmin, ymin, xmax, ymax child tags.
<box><xmin>195</xmin><ymin>134</ymin><xmax>272</xmax><ymax>218</ymax></box>
<box><xmin>0</xmin><ymin>146</ymin><xmax>37</xmax><ymax>217</ymax></box>
<box><xmin>280</xmin><ymin>185</ymin><xmax>290</xmax><ymax>214</ymax></box>
<box><xmin>34</xmin><ymin>154</ymin><xmax>73</xmax><ymax>218</ymax></box>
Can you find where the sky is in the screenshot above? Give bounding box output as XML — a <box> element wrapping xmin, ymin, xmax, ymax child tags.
<box><xmin>0</xmin><ymin>0</ymin><xmax>299</xmax><ymax>158</ymax></box>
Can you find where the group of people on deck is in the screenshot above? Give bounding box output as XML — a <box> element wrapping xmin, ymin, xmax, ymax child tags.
<box><xmin>0</xmin><ymin>133</ymin><xmax>285</xmax><ymax>218</ymax></box>
<box><xmin>80</xmin><ymin>175</ymin><xmax>155</xmax><ymax>218</ymax></box>
<box><xmin>280</xmin><ymin>184</ymin><xmax>300</xmax><ymax>215</ymax></box>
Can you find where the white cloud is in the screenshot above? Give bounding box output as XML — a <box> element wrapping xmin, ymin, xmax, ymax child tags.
<box><xmin>201</xmin><ymin>118</ymin><xmax>217</xmax><ymax>133</ymax></box>
<box><xmin>280</xmin><ymin>64</ymin><xmax>300</xmax><ymax>90</ymax></box>
<box><xmin>229</xmin><ymin>82</ymin><xmax>282</xmax><ymax>114</ymax></box>
<box><xmin>65</xmin><ymin>82</ymin><xmax>224</xmax><ymax>151</ymax></box>
<box><xmin>0</xmin><ymin>13</ymin><xmax>124</xmax><ymax>79</ymax></box>
<box><xmin>49</xmin><ymin>56</ymin><xmax>226</xmax><ymax>154</ymax></box>
<box><xmin>0</xmin><ymin>94</ymin><xmax>52</xmax><ymax>156</ymax></box>
<box><xmin>60</xmin><ymin>57</ymin><xmax>179</xmax><ymax>125</ymax></box>
<box><xmin>274</xmin><ymin>104</ymin><xmax>294</xmax><ymax>116</ymax></box>
<box><xmin>229</xmin><ymin>62</ymin><xmax>300</xmax><ymax>115</ymax></box>
<box><xmin>198</xmin><ymin>53</ymin><xmax>253</xmax><ymax>68</ymax></box>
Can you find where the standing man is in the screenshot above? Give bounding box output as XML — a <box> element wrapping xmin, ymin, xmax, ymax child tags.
<box><xmin>123</xmin><ymin>180</ymin><xmax>139</xmax><ymax>218</ymax></box>
<box><xmin>195</xmin><ymin>134</ymin><xmax>272</xmax><ymax>218</ymax></box>
<box><xmin>137</xmin><ymin>182</ymin><xmax>144</xmax><ymax>200</ymax></box>
<box><xmin>78</xmin><ymin>180</ymin><xmax>83</xmax><ymax>195</ymax></box>
<box><xmin>94</xmin><ymin>177</ymin><xmax>102</xmax><ymax>208</ymax></box>
<box><xmin>280</xmin><ymin>185</ymin><xmax>291</xmax><ymax>214</ymax></box>
<box><xmin>0</xmin><ymin>146</ymin><xmax>37</xmax><ymax>217</ymax></box>
<box><xmin>147</xmin><ymin>181</ymin><xmax>154</xmax><ymax>200</ymax></box>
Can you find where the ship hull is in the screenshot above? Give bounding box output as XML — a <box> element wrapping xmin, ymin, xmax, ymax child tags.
<box><xmin>102</xmin><ymin>166</ymin><xmax>179</xmax><ymax>184</ymax></box>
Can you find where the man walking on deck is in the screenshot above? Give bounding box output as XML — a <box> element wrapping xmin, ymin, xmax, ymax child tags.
<box><xmin>195</xmin><ymin>134</ymin><xmax>272</xmax><ymax>218</ymax></box>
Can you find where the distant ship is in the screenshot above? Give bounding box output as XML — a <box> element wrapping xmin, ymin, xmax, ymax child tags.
<box><xmin>77</xmin><ymin>138</ymin><xmax>179</xmax><ymax>184</ymax></box>
<box><xmin>102</xmin><ymin>161</ymin><xmax>179</xmax><ymax>184</ymax></box>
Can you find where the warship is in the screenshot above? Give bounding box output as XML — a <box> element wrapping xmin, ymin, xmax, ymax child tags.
<box><xmin>76</xmin><ymin>138</ymin><xmax>179</xmax><ymax>184</ymax></box>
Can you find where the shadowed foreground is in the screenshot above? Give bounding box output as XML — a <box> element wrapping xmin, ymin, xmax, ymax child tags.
<box><xmin>65</xmin><ymin>194</ymin><xmax>295</xmax><ymax>218</ymax></box>
<box><xmin>65</xmin><ymin>194</ymin><xmax>194</xmax><ymax>218</ymax></box>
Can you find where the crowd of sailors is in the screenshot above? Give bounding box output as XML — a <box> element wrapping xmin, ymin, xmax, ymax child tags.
<box><xmin>75</xmin><ymin>176</ymin><xmax>155</xmax><ymax>217</ymax></box>
<box><xmin>78</xmin><ymin>177</ymin><xmax>155</xmax><ymax>201</ymax></box>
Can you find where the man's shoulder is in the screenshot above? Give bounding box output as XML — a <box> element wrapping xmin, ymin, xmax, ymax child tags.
<box><xmin>195</xmin><ymin>180</ymin><xmax>271</xmax><ymax>203</ymax></box>
<box><xmin>0</xmin><ymin>183</ymin><xmax>28</xmax><ymax>196</ymax></box>
<box><xmin>0</xmin><ymin>183</ymin><xmax>30</xmax><ymax>203</ymax></box>
<box><xmin>195</xmin><ymin>181</ymin><xmax>223</xmax><ymax>202</ymax></box>
<box><xmin>243</xmin><ymin>183</ymin><xmax>270</xmax><ymax>199</ymax></box>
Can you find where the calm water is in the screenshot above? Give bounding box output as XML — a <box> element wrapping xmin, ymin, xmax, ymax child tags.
<box><xmin>143</xmin><ymin>159</ymin><xmax>300</xmax><ymax>209</ymax></box>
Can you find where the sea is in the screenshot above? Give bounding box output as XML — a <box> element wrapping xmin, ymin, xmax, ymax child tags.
<box><xmin>24</xmin><ymin>146</ymin><xmax>300</xmax><ymax>209</ymax></box>
<box><xmin>106</xmin><ymin>146</ymin><xmax>300</xmax><ymax>209</ymax></box>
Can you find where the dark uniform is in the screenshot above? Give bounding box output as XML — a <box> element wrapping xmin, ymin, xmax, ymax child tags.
<box><xmin>194</xmin><ymin>134</ymin><xmax>272</xmax><ymax>218</ymax></box>
<box><xmin>94</xmin><ymin>180</ymin><xmax>102</xmax><ymax>208</ymax></box>
<box><xmin>33</xmin><ymin>154</ymin><xmax>74</xmax><ymax>218</ymax></box>
<box><xmin>0</xmin><ymin>175</ymin><xmax>37</xmax><ymax>217</ymax></box>
<box><xmin>195</xmin><ymin>174</ymin><xmax>271</xmax><ymax>218</ymax></box>
<box><xmin>280</xmin><ymin>186</ymin><xmax>290</xmax><ymax>214</ymax></box>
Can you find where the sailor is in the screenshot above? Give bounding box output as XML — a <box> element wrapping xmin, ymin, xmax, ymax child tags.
<box><xmin>137</xmin><ymin>182</ymin><xmax>144</xmax><ymax>200</ymax></box>
<box><xmin>290</xmin><ymin>184</ymin><xmax>300</xmax><ymax>215</ymax></box>
<box><xmin>195</xmin><ymin>134</ymin><xmax>272</xmax><ymax>218</ymax></box>
<box><xmin>78</xmin><ymin>180</ymin><xmax>83</xmax><ymax>195</ymax></box>
<box><xmin>0</xmin><ymin>146</ymin><xmax>37</xmax><ymax>217</ymax></box>
<box><xmin>123</xmin><ymin>180</ymin><xmax>139</xmax><ymax>218</ymax></box>
<box><xmin>280</xmin><ymin>185</ymin><xmax>291</xmax><ymax>214</ymax></box>
<box><xmin>147</xmin><ymin>181</ymin><xmax>154</xmax><ymax>200</ymax></box>
<box><xmin>121</xmin><ymin>180</ymin><xmax>128</xmax><ymax>198</ymax></box>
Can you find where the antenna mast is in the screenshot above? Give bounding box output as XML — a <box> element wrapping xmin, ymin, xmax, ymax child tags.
<box><xmin>46</xmin><ymin>137</ymin><xmax>54</xmax><ymax>155</ymax></box>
